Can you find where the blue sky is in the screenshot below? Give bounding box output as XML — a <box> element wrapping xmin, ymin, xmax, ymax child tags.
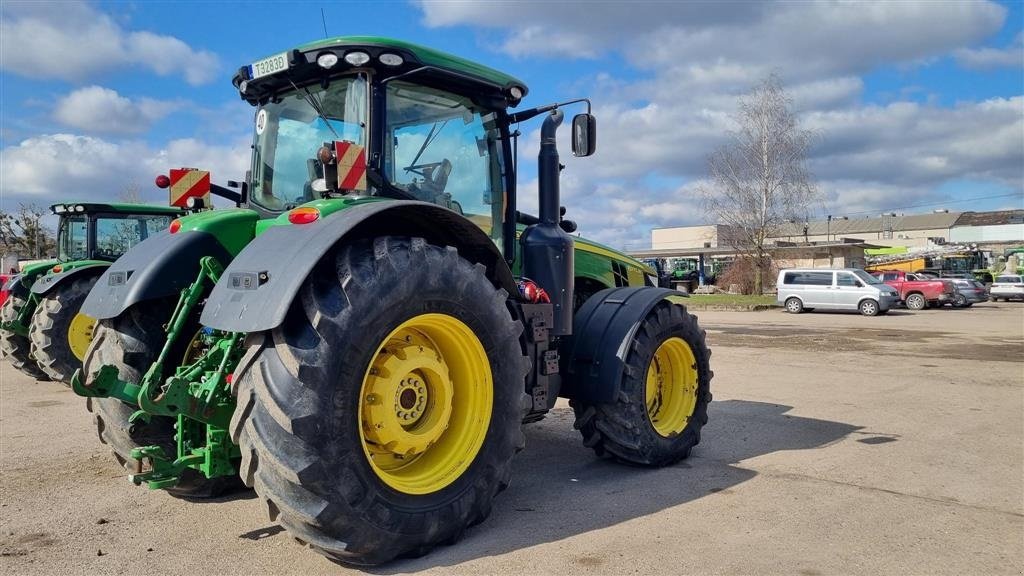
<box><xmin>1</xmin><ymin>0</ymin><xmax>1022</xmax><ymax>249</ymax></box>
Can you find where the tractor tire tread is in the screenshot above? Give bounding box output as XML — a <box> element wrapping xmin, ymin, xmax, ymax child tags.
<box><xmin>232</xmin><ymin>237</ymin><xmax>529</xmax><ymax>566</ymax></box>
<box><xmin>572</xmin><ymin>303</ymin><xmax>712</xmax><ymax>467</ymax></box>
<box><xmin>29</xmin><ymin>274</ymin><xmax>99</xmax><ymax>383</ymax></box>
<box><xmin>1</xmin><ymin>293</ymin><xmax>49</xmax><ymax>380</ymax></box>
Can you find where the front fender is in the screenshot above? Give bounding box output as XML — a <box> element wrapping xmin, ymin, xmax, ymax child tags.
<box><xmin>82</xmin><ymin>230</ymin><xmax>232</xmax><ymax>319</ymax></box>
<box><xmin>201</xmin><ymin>200</ymin><xmax>516</xmax><ymax>333</ymax></box>
<box><xmin>560</xmin><ymin>286</ymin><xmax>678</xmax><ymax>403</ymax></box>
<box><xmin>31</xmin><ymin>263</ymin><xmax>109</xmax><ymax>296</ymax></box>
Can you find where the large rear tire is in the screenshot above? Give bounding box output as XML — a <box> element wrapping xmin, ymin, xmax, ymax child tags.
<box><xmin>30</xmin><ymin>275</ymin><xmax>99</xmax><ymax>384</ymax></box>
<box><xmin>82</xmin><ymin>302</ymin><xmax>239</xmax><ymax>498</ymax></box>
<box><xmin>231</xmin><ymin>237</ymin><xmax>530</xmax><ymax>565</ymax></box>
<box><xmin>572</xmin><ymin>300</ymin><xmax>712</xmax><ymax>466</ymax></box>
<box><xmin>0</xmin><ymin>293</ymin><xmax>49</xmax><ymax>380</ymax></box>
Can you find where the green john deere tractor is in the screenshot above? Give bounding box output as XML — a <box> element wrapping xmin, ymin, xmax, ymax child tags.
<box><xmin>0</xmin><ymin>203</ymin><xmax>181</xmax><ymax>382</ymax></box>
<box><xmin>72</xmin><ymin>37</ymin><xmax>712</xmax><ymax>564</ymax></box>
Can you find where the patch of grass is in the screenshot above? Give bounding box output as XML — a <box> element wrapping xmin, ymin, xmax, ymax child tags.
<box><xmin>673</xmin><ymin>293</ymin><xmax>778</xmax><ymax>307</ymax></box>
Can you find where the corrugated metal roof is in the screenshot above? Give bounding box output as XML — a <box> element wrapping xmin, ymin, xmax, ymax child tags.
<box><xmin>775</xmin><ymin>212</ymin><xmax>963</xmax><ymax>237</ymax></box>
<box><xmin>953</xmin><ymin>209</ymin><xmax>1024</xmax><ymax>227</ymax></box>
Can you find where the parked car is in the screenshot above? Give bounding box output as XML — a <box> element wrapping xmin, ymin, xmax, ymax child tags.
<box><xmin>989</xmin><ymin>275</ymin><xmax>1024</xmax><ymax>302</ymax></box>
<box><xmin>0</xmin><ymin>274</ymin><xmax>13</xmax><ymax>308</ymax></box>
<box><xmin>872</xmin><ymin>270</ymin><xmax>955</xmax><ymax>310</ymax></box>
<box><xmin>777</xmin><ymin>268</ymin><xmax>900</xmax><ymax>316</ymax></box>
<box><xmin>948</xmin><ymin>278</ymin><xmax>989</xmax><ymax>307</ymax></box>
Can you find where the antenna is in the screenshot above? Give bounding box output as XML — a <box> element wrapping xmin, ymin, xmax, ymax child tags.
<box><xmin>320</xmin><ymin>7</ymin><xmax>328</xmax><ymax>39</ymax></box>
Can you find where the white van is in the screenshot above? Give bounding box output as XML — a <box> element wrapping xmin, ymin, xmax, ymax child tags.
<box><xmin>776</xmin><ymin>268</ymin><xmax>900</xmax><ymax>316</ymax></box>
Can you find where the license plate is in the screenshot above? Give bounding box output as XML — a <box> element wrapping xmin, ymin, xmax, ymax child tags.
<box><xmin>250</xmin><ymin>52</ymin><xmax>289</xmax><ymax>80</ymax></box>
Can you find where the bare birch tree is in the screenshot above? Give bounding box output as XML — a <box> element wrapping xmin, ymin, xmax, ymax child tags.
<box><xmin>700</xmin><ymin>74</ymin><xmax>820</xmax><ymax>294</ymax></box>
<box><xmin>0</xmin><ymin>204</ymin><xmax>56</xmax><ymax>260</ymax></box>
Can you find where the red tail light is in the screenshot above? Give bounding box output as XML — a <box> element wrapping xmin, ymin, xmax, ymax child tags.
<box><xmin>52</xmin><ymin>265</ymin><xmax>62</xmax><ymax>273</ymax></box>
<box><xmin>288</xmin><ymin>207</ymin><xmax>320</xmax><ymax>225</ymax></box>
<box><xmin>169</xmin><ymin>219</ymin><xmax>182</xmax><ymax>234</ymax></box>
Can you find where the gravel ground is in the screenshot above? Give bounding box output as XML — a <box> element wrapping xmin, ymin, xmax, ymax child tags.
<box><xmin>1</xmin><ymin>302</ymin><xmax>1021</xmax><ymax>575</ymax></box>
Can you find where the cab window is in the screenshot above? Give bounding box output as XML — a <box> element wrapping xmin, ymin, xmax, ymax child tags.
<box><xmin>384</xmin><ymin>81</ymin><xmax>506</xmax><ymax>242</ymax></box>
<box><xmin>95</xmin><ymin>215</ymin><xmax>172</xmax><ymax>259</ymax></box>
<box><xmin>57</xmin><ymin>216</ymin><xmax>88</xmax><ymax>261</ymax></box>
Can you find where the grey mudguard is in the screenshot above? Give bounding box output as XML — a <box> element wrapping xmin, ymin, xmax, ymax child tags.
<box><xmin>201</xmin><ymin>200</ymin><xmax>515</xmax><ymax>333</ymax></box>
<box><xmin>30</xmin><ymin>263</ymin><xmax>108</xmax><ymax>296</ymax></box>
<box><xmin>82</xmin><ymin>229</ymin><xmax>231</xmax><ymax>320</ymax></box>
<box><xmin>561</xmin><ymin>286</ymin><xmax>677</xmax><ymax>403</ymax></box>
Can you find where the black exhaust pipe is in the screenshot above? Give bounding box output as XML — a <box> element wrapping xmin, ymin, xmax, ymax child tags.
<box><xmin>521</xmin><ymin>109</ymin><xmax>574</xmax><ymax>335</ymax></box>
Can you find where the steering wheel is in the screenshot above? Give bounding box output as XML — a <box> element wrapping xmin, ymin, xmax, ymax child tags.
<box><xmin>403</xmin><ymin>160</ymin><xmax>448</xmax><ymax>178</ymax></box>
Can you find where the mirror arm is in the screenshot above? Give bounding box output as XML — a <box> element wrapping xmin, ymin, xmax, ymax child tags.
<box><xmin>509</xmin><ymin>98</ymin><xmax>591</xmax><ymax>124</ymax></box>
<box><xmin>210</xmin><ymin>183</ymin><xmax>242</xmax><ymax>205</ymax></box>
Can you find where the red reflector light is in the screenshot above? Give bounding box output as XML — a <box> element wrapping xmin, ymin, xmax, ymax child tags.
<box><xmin>52</xmin><ymin>265</ymin><xmax>62</xmax><ymax>273</ymax></box>
<box><xmin>225</xmin><ymin>373</ymin><xmax>234</xmax><ymax>384</ymax></box>
<box><xmin>155</xmin><ymin>174</ymin><xmax>171</xmax><ymax>189</ymax></box>
<box><xmin>169</xmin><ymin>220</ymin><xmax>182</xmax><ymax>234</ymax></box>
<box><xmin>288</xmin><ymin>207</ymin><xmax>320</xmax><ymax>225</ymax></box>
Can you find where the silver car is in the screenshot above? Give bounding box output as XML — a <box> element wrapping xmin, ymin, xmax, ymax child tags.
<box><xmin>990</xmin><ymin>275</ymin><xmax>1024</xmax><ymax>302</ymax></box>
<box><xmin>777</xmin><ymin>268</ymin><xmax>901</xmax><ymax>316</ymax></box>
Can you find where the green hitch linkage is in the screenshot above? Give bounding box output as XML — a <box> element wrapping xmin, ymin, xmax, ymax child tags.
<box><xmin>136</xmin><ymin>256</ymin><xmax>226</xmax><ymax>398</ymax></box>
<box><xmin>128</xmin><ymin>445</ymin><xmax>204</xmax><ymax>490</ymax></box>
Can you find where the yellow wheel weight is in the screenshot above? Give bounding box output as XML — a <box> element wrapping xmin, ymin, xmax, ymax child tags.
<box><xmin>359</xmin><ymin>313</ymin><xmax>492</xmax><ymax>495</ymax></box>
<box><xmin>645</xmin><ymin>337</ymin><xmax>699</xmax><ymax>437</ymax></box>
<box><xmin>67</xmin><ymin>312</ymin><xmax>97</xmax><ymax>361</ymax></box>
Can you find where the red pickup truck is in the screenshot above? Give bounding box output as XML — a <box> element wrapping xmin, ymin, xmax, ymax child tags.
<box><xmin>872</xmin><ymin>270</ymin><xmax>955</xmax><ymax>310</ymax></box>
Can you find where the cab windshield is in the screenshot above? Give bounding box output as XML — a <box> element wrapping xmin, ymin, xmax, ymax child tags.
<box><xmin>57</xmin><ymin>216</ymin><xmax>88</xmax><ymax>262</ymax></box>
<box><xmin>250</xmin><ymin>75</ymin><xmax>368</xmax><ymax>211</ymax></box>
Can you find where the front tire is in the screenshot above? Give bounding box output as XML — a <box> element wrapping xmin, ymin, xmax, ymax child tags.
<box><xmin>572</xmin><ymin>300</ymin><xmax>712</xmax><ymax>466</ymax></box>
<box><xmin>82</xmin><ymin>301</ymin><xmax>238</xmax><ymax>498</ymax></box>
<box><xmin>230</xmin><ymin>237</ymin><xmax>530</xmax><ymax>565</ymax></box>
<box><xmin>0</xmin><ymin>293</ymin><xmax>49</xmax><ymax>380</ymax></box>
<box><xmin>30</xmin><ymin>275</ymin><xmax>99</xmax><ymax>384</ymax></box>
<box><xmin>859</xmin><ymin>299</ymin><xmax>879</xmax><ymax>316</ymax></box>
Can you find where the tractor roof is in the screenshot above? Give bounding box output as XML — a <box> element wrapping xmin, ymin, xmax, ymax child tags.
<box><xmin>235</xmin><ymin>36</ymin><xmax>529</xmax><ymax>108</ymax></box>
<box><xmin>50</xmin><ymin>202</ymin><xmax>183</xmax><ymax>216</ymax></box>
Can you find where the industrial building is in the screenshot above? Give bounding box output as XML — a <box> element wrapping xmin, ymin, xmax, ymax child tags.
<box><xmin>630</xmin><ymin>209</ymin><xmax>1024</xmax><ymax>287</ymax></box>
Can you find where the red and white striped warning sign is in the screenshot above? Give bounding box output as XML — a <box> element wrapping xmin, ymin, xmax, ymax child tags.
<box><xmin>334</xmin><ymin>141</ymin><xmax>367</xmax><ymax>192</ymax></box>
<box><xmin>169</xmin><ymin>168</ymin><xmax>212</xmax><ymax>208</ymax></box>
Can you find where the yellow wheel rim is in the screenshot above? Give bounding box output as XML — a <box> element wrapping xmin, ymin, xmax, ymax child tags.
<box><xmin>359</xmin><ymin>313</ymin><xmax>492</xmax><ymax>495</ymax></box>
<box><xmin>67</xmin><ymin>312</ymin><xmax>96</xmax><ymax>361</ymax></box>
<box><xmin>645</xmin><ymin>337</ymin><xmax>698</xmax><ymax>437</ymax></box>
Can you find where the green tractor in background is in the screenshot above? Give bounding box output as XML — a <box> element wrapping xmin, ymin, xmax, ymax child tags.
<box><xmin>72</xmin><ymin>37</ymin><xmax>713</xmax><ymax>564</ymax></box>
<box><xmin>0</xmin><ymin>203</ymin><xmax>181</xmax><ymax>382</ymax></box>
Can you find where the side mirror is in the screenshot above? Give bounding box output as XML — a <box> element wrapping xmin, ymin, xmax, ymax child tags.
<box><xmin>571</xmin><ymin>113</ymin><xmax>597</xmax><ymax>157</ymax></box>
<box><xmin>855</xmin><ymin>280</ymin><xmax>864</xmax><ymax>287</ymax></box>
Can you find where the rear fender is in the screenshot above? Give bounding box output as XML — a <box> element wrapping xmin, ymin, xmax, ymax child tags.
<box><xmin>560</xmin><ymin>286</ymin><xmax>678</xmax><ymax>403</ymax></box>
<box><xmin>31</xmin><ymin>263</ymin><xmax>109</xmax><ymax>296</ymax></box>
<box><xmin>201</xmin><ymin>200</ymin><xmax>516</xmax><ymax>333</ymax></box>
<box><xmin>82</xmin><ymin>230</ymin><xmax>232</xmax><ymax>320</ymax></box>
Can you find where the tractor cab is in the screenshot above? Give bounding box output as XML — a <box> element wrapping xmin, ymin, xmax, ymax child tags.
<box><xmin>51</xmin><ymin>203</ymin><xmax>182</xmax><ymax>263</ymax></box>
<box><xmin>236</xmin><ymin>37</ymin><xmax>594</xmax><ymax>255</ymax></box>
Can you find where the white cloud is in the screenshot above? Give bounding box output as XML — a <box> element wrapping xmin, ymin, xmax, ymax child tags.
<box><xmin>0</xmin><ymin>134</ymin><xmax>250</xmax><ymax>208</ymax></box>
<box><xmin>954</xmin><ymin>32</ymin><xmax>1024</xmax><ymax>70</ymax></box>
<box><xmin>419</xmin><ymin>0</ymin><xmax>1005</xmax><ymax>76</ymax></box>
<box><xmin>416</xmin><ymin>0</ymin><xmax>1021</xmax><ymax>250</ymax></box>
<box><xmin>53</xmin><ymin>86</ymin><xmax>181</xmax><ymax>134</ymax></box>
<box><xmin>0</xmin><ymin>2</ymin><xmax>219</xmax><ymax>85</ymax></box>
